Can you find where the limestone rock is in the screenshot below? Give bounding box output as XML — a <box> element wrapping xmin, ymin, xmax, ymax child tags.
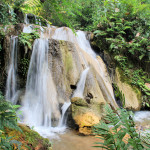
<box><xmin>75</xmin><ymin>112</ymin><xmax>100</xmax><ymax>135</ymax></box>
<box><xmin>71</xmin><ymin>97</ymin><xmax>104</xmax><ymax>135</ymax></box>
<box><xmin>71</xmin><ymin>97</ymin><xmax>88</xmax><ymax>107</ymax></box>
<box><xmin>115</xmin><ymin>68</ymin><xmax>141</xmax><ymax>110</ymax></box>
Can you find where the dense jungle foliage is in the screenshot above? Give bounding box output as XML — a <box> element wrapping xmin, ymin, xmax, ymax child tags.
<box><xmin>0</xmin><ymin>0</ymin><xmax>150</xmax><ymax>149</ymax></box>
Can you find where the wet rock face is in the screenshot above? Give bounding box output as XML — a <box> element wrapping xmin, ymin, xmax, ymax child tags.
<box><xmin>48</xmin><ymin>39</ymin><xmax>82</xmax><ymax>104</ymax></box>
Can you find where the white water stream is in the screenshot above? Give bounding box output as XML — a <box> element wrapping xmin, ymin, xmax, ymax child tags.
<box><xmin>6</xmin><ymin>36</ymin><xmax>18</xmax><ymax>103</ymax></box>
<box><xmin>72</xmin><ymin>67</ymin><xmax>89</xmax><ymax>98</ymax></box>
<box><xmin>19</xmin><ymin>39</ymin><xmax>70</xmax><ymax>137</ymax></box>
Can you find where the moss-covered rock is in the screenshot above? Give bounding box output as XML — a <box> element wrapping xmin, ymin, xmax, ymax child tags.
<box><xmin>5</xmin><ymin>124</ymin><xmax>52</xmax><ymax>150</ymax></box>
<box><xmin>115</xmin><ymin>68</ymin><xmax>142</xmax><ymax>110</ymax></box>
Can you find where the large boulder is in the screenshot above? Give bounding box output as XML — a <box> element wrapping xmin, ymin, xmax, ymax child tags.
<box><xmin>71</xmin><ymin>97</ymin><xmax>104</xmax><ymax>135</ymax></box>
<box><xmin>115</xmin><ymin>68</ymin><xmax>142</xmax><ymax>110</ymax></box>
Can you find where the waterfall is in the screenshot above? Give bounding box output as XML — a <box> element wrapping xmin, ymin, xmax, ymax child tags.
<box><xmin>76</xmin><ymin>31</ymin><xmax>97</xmax><ymax>58</ymax></box>
<box><xmin>52</xmin><ymin>27</ymin><xmax>117</xmax><ymax>109</ymax></box>
<box><xmin>24</xmin><ymin>14</ymin><xmax>29</xmax><ymax>24</ymax></box>
<box><xmin>6</xmin><ymin>36</ymin><xmax>18</xmax><ymax>104</ymax></box>
<box><xmin>19</xmin><ymin>38</ymin><xmax>69</xmax><ymax>137</ymax></box>
<box><xmin>72</xmin><ymin>67</ymin><xmax>89</xmax><ymax>98</ymax></box>
<box><xmin>76</xmin><ymin>31</ymin><xmax>117</xmax><ymax>109</ymax></box>
<box><xmin>21</xmin><ymin>39</ymin><xmax>57</xmax><ymax>127</ymax></box>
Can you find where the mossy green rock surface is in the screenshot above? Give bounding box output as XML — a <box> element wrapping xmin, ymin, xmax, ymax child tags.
<box><xmin>5</xmin><ymin>124</ymin><xmax>52</xmax><ymax>150</ymax></box>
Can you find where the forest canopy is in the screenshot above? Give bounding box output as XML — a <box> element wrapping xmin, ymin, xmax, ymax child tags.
<box><xmin>0</xmin><ymin>0</ymin><xmax>150</xmax><ymax>30</ymax></box>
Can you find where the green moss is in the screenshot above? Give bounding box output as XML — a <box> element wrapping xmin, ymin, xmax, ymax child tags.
<box><xmin>117</xmin><ymin>67</ymin><xmax>142</xmax><ymax>102</ymax></box>
<box><xmin>59</xmin><ymin>40</ymin><xmax>74</xmax><ymax>92</ymax></box>
<box><xmin>6</xmin><ymin>124</ymin><xmax>51</xmax><ymax>149</ymax></box>
<box><xmin>60</xmin><ymin>41</ymin><xmax>73</xmax><ymax>76</ymax></box>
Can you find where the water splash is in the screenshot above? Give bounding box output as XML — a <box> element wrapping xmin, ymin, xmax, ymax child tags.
<box><xmin>6</xmin><ymin>36</ymin><xmax>18</xmax><ymax>103</ymax></box>
<box><xmin>23</xmin><ymin>25</ymin><xmax>33</xmax><ymax>33</ymax></box>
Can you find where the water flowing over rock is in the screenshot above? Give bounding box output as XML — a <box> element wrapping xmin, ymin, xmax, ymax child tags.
<box><xmin>4</xmin><ymin>23</ymin><xmax>119</xmax><ymax>137</ymax></box>
<box><xmin>72</xmin><ymin>68</ymin><xmax>89</xmax><ymax>98</ymax></box>
<box><xmin>21</xmin><ymin>39</ymin><xmax>60</xmax><ymax>127</ymax></box>
<box><xmin>6</xmin><ymin>36</ymin><xmax>18</xmax><ymax>103</ymax></box>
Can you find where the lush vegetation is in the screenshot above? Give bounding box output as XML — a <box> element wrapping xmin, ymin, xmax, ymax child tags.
<box><xmin>0</xmin><ymin>92</ymin><xmax>22</xmax><ymax>149</ymax></box>
<box><xmin>91</xmin><ymin>0</ymin><xmax>150</xmax><ymax>107</ymax></box>
<box><xmin>0</xmin><ymin>0</ymin><xmax>150</xmax><ymax>148</ymax></box>
<box><xmin>93</xmin><ymin>105</ymin><xmax>150</xmax><ymax>150</ymax></box>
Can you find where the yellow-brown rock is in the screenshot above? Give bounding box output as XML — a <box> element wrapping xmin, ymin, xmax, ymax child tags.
<box><xmin>74</xmin><ymin>112</ymin><xmax>100</xmax><ymax>135</ymax></box>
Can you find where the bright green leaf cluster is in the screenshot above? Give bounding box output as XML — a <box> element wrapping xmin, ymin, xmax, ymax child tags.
<box><xmin>93</xmin><ymin>104</ymin><xmax>144</xmax><ymax>150</ymax></box>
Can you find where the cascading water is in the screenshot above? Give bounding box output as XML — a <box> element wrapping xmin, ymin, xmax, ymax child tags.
<box><xmin>58</xmin><ymin>102</ymin><xmax>71</xmax><ymax>127</ymax></box>
<box><xmin>72</xmin><ymin>67</ymin><xmax>89</xmax><ymax>98</ymax></box>
<box><xmin>6</xmin><ymin>36</ymin><xmax>18</xmax><ymax>104</ymax></box>
<box><xmin>20</xmin><ymin>38</ymin><xmax>68</xmax><ymax>137</ymax></box>
<box><xmin>24</xmin><ymin>14</ymin><xmax>29</xmax><ymax>24</ymax></box>
<box><xmin>52</xmin><ymin>27</ymin><xmax>118</xmax><ymax>109</ymax></box>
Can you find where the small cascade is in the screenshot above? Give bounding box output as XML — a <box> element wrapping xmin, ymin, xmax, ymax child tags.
<box><xmin>72</xmin><ymin>67</ymin><xmax>89</xmax><ymax>98</ymax></box>
<box><xmin>58</xmin><ymin>102</ymin><xmax>71</xmax><ymax>127</ymax></box>
<box><xmin>23</xmin><ymin>24</ymin><xmax>33</xmax><ymax>33</ymax></box>
<box><xmin>76</xmin><ymin>31</ymin><xmax>97</xmax><ymax>58</ymax></box>
<box><xmin>75</xmin><ymin>31</ymin><xmax>117</xmax><ymax>109</ymax></box>
<box><xmin>52</xmin><ymin>27</ymin><xmax>76</xmax><ymax>43</ymax></box>
<box><xmin>24</xmin><ymin>14</ymin><xmax>29</xmax><ymax>24</ymax></box>
<box><xmin>6</xmin><ymin>36</ymin><xmax>18</xmax><ymax>104</ymax></box>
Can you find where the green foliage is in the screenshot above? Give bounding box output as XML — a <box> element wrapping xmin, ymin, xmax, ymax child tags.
<box><xmin>18</xmin><ymin>30</ymin><xmax>40</xmax><ymax>50</ymax></box>
<box><xmin>0</xmin><ymin>99</ymin><xmax>21</xmax><ymax>132</ymax></box>
<box><xmin>0</xmin><ymin>2</ymin><xmax>16</xmax><ymax>25</ymax></box>
<box><xmin>0</xmin><ymin>131</ymin><xmax>22</xmax><ymax>150</ymax></box>
<box><xmin>113</xmin><ymin>84</ymin><xmax>125</xmax><ymax>107</ymax></box>
<box><xmin>0</xmin><ymin>27</ymin><xmax>5</xmax><ymax>50</ymax></box>
<box><xmin>93</xmin><ymin>0</ymin><xmax>150</xmax><ymax>107</ymax></box>
<box><xmin>93</xmin><ymin>105</ymin><xmax>144</xmax><ymax>150</ymax></box>
<box><xmin>18</xmin><ymin>58</ymin><xmax>30</xmax><ymax>78</ymax></box>
<box><xmin>0</xmin><ymin>92</ymin><xmax>22</xmax><ymax>149</ymax></box>
<box><xmin>140</xmin><ymin>130</ymin><xmax>150</xmax><ymax>149</ymax></box>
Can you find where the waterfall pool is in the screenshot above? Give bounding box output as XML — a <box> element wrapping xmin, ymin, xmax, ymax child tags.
<box><xmin>50</xmin><ymin>130</ymin><xmax>102</xmax><ymax>150</ymax></box>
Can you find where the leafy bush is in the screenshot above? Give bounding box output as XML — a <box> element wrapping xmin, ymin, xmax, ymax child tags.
<box><xmin>0</xmin><ymin>2</ymin><xmax>16</xmax><ymax>25</ymax></box>
<box><xmin>18</xmin><ymin>58</ymin><xmax>30</xmax><ymax>78</ymax></box>
<box><xmin>18</xmin><ymin>30</ymin><xmax>40</xmax><ymax>50</ymax></box>
<box><xmin>0</xmin><ymin>92</ymin><xmax>22</xmax><ymax>149</ymax></box>
<box><xmin>92</xmin><ymin>0</ymin><xmax>150</xmax><ymax>107</ymax></box>
<box><xmin>93</xmin><ymin>105</ymin><xmax>144</xmax><ymax>150</ymax></box>
<box><xmin>0</xmin><ymin>131</ymin><xmax>22</xmax><ymax>150</ymax></box>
